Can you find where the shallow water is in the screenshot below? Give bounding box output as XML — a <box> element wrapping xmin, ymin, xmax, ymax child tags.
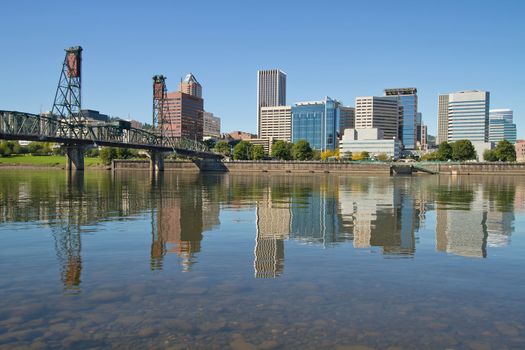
<box><xmin>0</xmin><ymin>170</ymin><xmax>524</xmax><ymax>349</ymax></box>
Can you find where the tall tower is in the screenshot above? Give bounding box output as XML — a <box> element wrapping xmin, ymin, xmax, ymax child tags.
<box><xmin>437</xmin><ymin>94</ymin><xmax>450</xmax><ymax>144</ymax></box>
<box><xmin>384</xmin><ymin>88</ymin><xmax>418</xmax><ymax>150</ymax></box>
<box><xmin>52</xmin><ymin>46</ymin><xmax>84</xmax><ymax>124</ymax></box>
<box><xmin>257</xmin><ymin>69</ymin><xmax>286</xmax><ymax>137</ymax></box>
<box><xmin>179</xmin><ymin>73</ymin><xmax>202</xmax><ymax>98</ymax></box>
<box><xmin>152</xmin><ymin>75</ymin><xmax>168</xmax><ymax>140</ymax></box>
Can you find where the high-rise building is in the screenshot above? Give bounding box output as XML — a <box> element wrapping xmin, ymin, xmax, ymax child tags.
<box><xmin>163</xmin><ymin>91</ymin><xmax>204</xmax><ymax>140</ymax></box>
<box><xmin>257</xmin><ymin>69</ymin><xmax>286</xmax><ymax>137</ymax></box>
<box><xmin>179</xmin><ymin>73</ymin><xmax>202</xmax><ymax>98</ymax></box>
<box><xmin>355</xmin><ymin>96</ymin><xmax>399</xmax><ymax>140</ymax></box>
<box><xmin>489</xmin><ymin>109</ymin><xmax>517</xmax><ymax>143</ymax></box>
<box><xmin>384</xmin><ymin>88</ymin><xmax>418</xmax><ymax>149</ymax></box>
<box><xmin>437</xmin><ymin>94</ymin><xmax>450</xmax><ymax>144</ymax></box>
<box><xmin>421</xmin><ymin>124</ymin><xmax>428</xmax><ymax>149</ymax></box>
<box><xmin>416</xmin><ymin>112</ymin><xmax>422</xmax><ymax>144</ymax></box>
<box><xmin>339</xmin><ymin>106</ymin><xmax>355</xmax><ymax>136</ymax></box>
<box><xmin>259</xmin><ymin>106</ymin><xmax>292</xmax><ymax>142</ymax></box>
<box><xmin>447</xmin><ymin>90</ymin><xmax>490</xmax><ymax>142</ymax></box>
<box><xmin>203</xmin><ymin>111</ymin><xmax>221</xmax><ymax>139</ymax></box>
<box><xmin>291</xmin><ymin>97</ymin><xmax>340</xmax><ymax>151</ymax></box>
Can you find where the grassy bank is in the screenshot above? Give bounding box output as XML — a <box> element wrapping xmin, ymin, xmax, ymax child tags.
<box><xmin>0</xmin><ymin>155</ymin><xmax>105</xmax><ymax>167</ymax></box>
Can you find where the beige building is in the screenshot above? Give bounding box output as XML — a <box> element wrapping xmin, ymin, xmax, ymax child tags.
<box><xmin>248</xmin><ymin>138</ymin><xmax>273</xmax><ymax>155</ymax></box>
<box><xmin>179</xmin><ymin>73</ymin><xmax>202</xmax><ymax>98</ymax></box>
<box><xmin>355</xmin><ymin>96</ymin><xmax>399</xmax><ymax>140</ymax></box>
<box><xmin>437</xmin><ymin>94</ymin><xmax>449</xmax><ymax>144</ymax></box>
<box><xmin>203</xmin><ymin>111</ymin><xmax>221</xmax><ymax>139</ymax></box>
<box><xmin>257</xmin><ymin>69</ymin><xmax>286</xmax><ymax>137</ymax></box>
<box><xmin>259</xmin><ymin>106</ymin><xmax>292</xmax><ymax>142</ymax></box>
<box><xmin>516</xmin><ymin>140</ymin><xmax>525</xmax><ymax>162</ymax></box>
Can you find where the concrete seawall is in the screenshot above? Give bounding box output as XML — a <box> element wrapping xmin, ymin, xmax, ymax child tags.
<box><xmin>112</xmin><ymin>159</ymin><xmax>392</xmax><ymax>174</ymax></box>
<box><xmin>112</xmin><ymin>159</ymin><xmax>525</xmax><ymax>175</ymax></box>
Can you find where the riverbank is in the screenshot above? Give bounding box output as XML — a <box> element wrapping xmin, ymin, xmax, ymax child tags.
<box><xmin>0</xmin><ymin>155</ymin><xmax>107</xmax><ymax>169</ymax></box>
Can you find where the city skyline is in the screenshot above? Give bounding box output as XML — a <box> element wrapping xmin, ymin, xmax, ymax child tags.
<box><xmin>0</xmin><ymin>1</ymin><xmax>524</xmax><ymax>139</ymax></box>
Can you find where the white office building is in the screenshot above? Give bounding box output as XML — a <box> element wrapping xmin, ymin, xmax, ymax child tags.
<box><xmin>340</xmin><ymin>128</ymin><xmax>401</xmax><ymax>159</ymax></box>
<box><xmin>447</xmin><ymin>90</ymin><xmax>490</xmax><ymax>142</ymax></box>
<box><xmin>355</xmin><ymin>96</ymin><xmax>399</xmax><ymax>141</ymax></box>
<box><xmin>259</xmin><ymin>106</ymin><xmax>292</xmax><ymax>142</ymax></box>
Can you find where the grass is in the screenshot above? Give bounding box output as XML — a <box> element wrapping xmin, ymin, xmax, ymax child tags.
<box><xmin>0</xmin><ymin>155</ymin><xmax>105</xmax><ymax>167</ymax></box>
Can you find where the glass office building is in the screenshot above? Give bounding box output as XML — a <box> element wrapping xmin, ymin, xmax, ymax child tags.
<box><xmin>291</xmin><ymin>97</ymin><xmax>340</xmax><ymax>151</ymax></box>
<box><xmin>385</xmin><ymin>88</ymin><xmax>417</xmax><ymax>150</ymax></box>
<box><xmin>489</xmin><ymin>109</ymin><xmax>517</xmax><ymax>143</ymax></box>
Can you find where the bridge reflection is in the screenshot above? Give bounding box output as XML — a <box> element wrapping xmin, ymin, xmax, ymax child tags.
<box><xmin>0</xmin><ymin>172</ymin><xmax>522</xmax><ymax>290</ymax></box>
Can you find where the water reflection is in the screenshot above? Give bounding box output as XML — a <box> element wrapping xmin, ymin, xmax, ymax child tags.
<box><xmin>0</xmin><ymin>171</ymin><xmax>523</xmax><ymax>289</ymax></box>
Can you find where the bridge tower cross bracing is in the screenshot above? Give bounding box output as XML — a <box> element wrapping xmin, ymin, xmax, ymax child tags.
<box><xmin>152</xmin><ymin>75</ymin><xmax>168</xmax><ymax>145</ymax></box>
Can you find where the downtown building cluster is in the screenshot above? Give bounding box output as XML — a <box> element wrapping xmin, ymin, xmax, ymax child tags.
<box><xmin>254</xmin><ymin>69</ymin><xmax>521</xmax><ymax>160</ymax></box>
<box><xmin>255</xmin><ymin>70</ymin><xmax>427</xmax><ymax>159</ymax></box>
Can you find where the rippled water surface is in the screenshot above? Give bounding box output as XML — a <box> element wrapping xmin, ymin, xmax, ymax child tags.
<box><xmin>1</xmin><ymin>170</ymin><xmax>524</xmax><ymax>349</ymax></box>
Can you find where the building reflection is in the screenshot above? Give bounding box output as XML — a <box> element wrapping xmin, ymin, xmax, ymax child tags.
<box><xmin>434</xmin><ymin>176</ymin><xmax>516</xmax><ymax>258</ymax></box>
<box><xmin>254</xmin><ymin>187</ymin><xmax>288</xmax><ymax>278</ymax></box>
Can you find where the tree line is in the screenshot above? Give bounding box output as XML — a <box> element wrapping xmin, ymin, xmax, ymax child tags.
<box><xmin>421</xmin><ymin>139</ymin><xmax>516</xmax><ymax>162</ymax></box>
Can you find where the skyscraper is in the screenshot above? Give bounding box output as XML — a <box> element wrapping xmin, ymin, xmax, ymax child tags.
<box><xmin>291</xmin><ymin>97</ymin><xmax>340</xmax><ymax>151</ymax></box>
<box><xmin>448</xmin><ymin>90</ymin><xmax>490</xmax><ymax>142</ymax></box>
<box><xmin>179</xmin><ymin>73</ymin><xmax>202</xmax><ymax>98</ymax></box>
<box><xmin>259</xmin><ymin>106</ymin><xmax>292</xmax><ymax>142</ymax></box>
<box><xmin>355</xmin><ymin>96</ymin><xmax>399</xmax><ymax>140</ymax></box>
<box><xmin>163</xmin><ymin>91</ymin><xmax>204</xmax><ymax>140</ymax></box>
<box><xmin>489</xmin><ymin>109</ymin><xmax>517</xmax><ymax>143</ymax></box>
<box><xmin>384</xmin><ymin>88</ymin><xmax>418</xmax><ymax>150</ymax></box>
<box><xmin>437</xmin><ymin>94</ymin><xmax>450</xmax><ymax>144</ymax></box>
<box><xmin>257</xmin><ymin>69</ymin><xmax>286</xmax><ymax>137</ymax></box>
<box><xmin>339</xmin><ymin>106</ymin><xmax>355</xmax><ymax>136</ymax></box>
<box><xmin>203</xmin><ymin>111</ymin><xmax>221</xmax><ymax>139</ymax></box>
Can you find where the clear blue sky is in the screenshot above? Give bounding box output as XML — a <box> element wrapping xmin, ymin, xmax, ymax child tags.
<box><xmin>1</xmin><ymin>0</ymin><xmax>524</xmax><ymax>138</ymax></box>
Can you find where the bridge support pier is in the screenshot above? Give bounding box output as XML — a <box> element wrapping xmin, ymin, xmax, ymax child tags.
<box><xmin>66</xmin><ymin>145</ymin><xmax>85</xmax><ymax>171</ymax></box>
<box><xmin>147</xmin><ymin>150</ymin><xmax>165</xmax><ymax>172</ymax></box>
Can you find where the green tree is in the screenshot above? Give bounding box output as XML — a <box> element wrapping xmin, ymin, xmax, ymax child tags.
<box><xmin>271</xmin><ymin>140</ymin><xmax>292</xmax><ymax>160</ymax></box>
<box><xmin>494</xmin><ymin>140</ymin><xmax>516</xmax><ymax>162</ymax></box>
<box><xmin>291</xmin><ymin>139</ymin><xmax>313</xmax><ymax>160</ymax></box>
<box><xmin>421</xmin><ymin>151</ymin><xmax>439</xmax><ymax>161</ymax></box>
<box><xmin>312</xmin><ymin>150</ymin><xmax>321</xmax><ymax>161</ymax></box>
<box><xmin>233</xmin><ymin>141</ymin><xmax>252</xmax><ymax>160</ymax></box>
<box><xmin>251</xmin><ymin>144</ymin><xmax>265</xmax><ymax>160</ymax></box>
<box><xmin>451</xmin><ymin>139</ymin><xmax>476</xmax><ymax>161</ymax></box>
<box><xmin>203</xmin><ymin>139</ymin><xmax>216</xmax><ymax>150</ymax></box>
<box><xmin>116</xmin><ymin>148</ymin><xmax>133</xmax><ymax>159</ymax></box>
<box><xmin>437</xmin><ymin>141</ymin><xmax>453</xmax><ymax>161</ymax></box>
<box><xmin>100</xmin><ymin>147</ymin><xmax>118</xmax><ymax>165</ymax></box>
<box><xmin>483</xmin><ymin>149</ymin><xmax>498</xmax><ymax>162</ymax></box>
<box><xmin>0</xmin><ymin>141</ymin><xmax>11</xmax><ymax>157</ymax></box>
<box><xmin>214</xmin><ymin>141</ymin><xmax>231</xmax><ymax>156</ymax></box>
<box><xmin>353</xmin><ymin>151</ymin><xmax>369</xmax><ymax>161</ymax></box>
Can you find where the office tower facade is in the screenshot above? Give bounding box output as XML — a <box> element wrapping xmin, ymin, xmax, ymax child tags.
<box><xmin>489</xmin><ymin>109</ymin><xmax>517</xmax><ymax>143</ymax></box>
<box><xmin>291</xmin><ymin>97</ymin><xmax>340</xmax><ymax>151</ymax></box>
<box><xmin>448</xmin><ymin>90</ymin><xmax>490</xmax><ymax>142</ymax></box>
<box><xmin>163</xmin><ymin>91</ymin><xmax>204</xmax><ymax>140</ymax></box>
<box><xmin>384</xmin><ymin>88</ymin><xmax>418</xmax><ymax>149</ymax></box>
<box><xmin>515</xmin><ymin>140</ymin><xmax>525</xmax><ymax>162</ymax></box>
<box><xmin>179</xmin><ymin>73</ymin><xmax>202</xmax><ymax>98</ymax></box>
<box><xmin>416</xmin><ymin>112</ymin><xmax>422</xmax><ymax>144</ymax></box>
<box><xmin>259</xmin><ymin>106</ymin><xmax>292</xmax><ymax>142</ymax></box>
<box><xmin>355</xmin><ymin>96</ymin><xmax>399</xmax><ymax>140</ymax></box>
<box><xmin>437</xmin><ymin>94</ymin><xmax>450</xmax><ymax>144</ymax></box>
<box><xmin>339</xmin><ymin>106</ymin><xmax>355</xmax><ymax>136</ymax></box>
<box><xmin>421</xmin><ymin>124</ymin><xmax>428</xmax><ymax>149</ymax></box>
<box><xmin>257</xmin><ymin>69</ymin><xmax>286</xmax><ymax>137</ymax></box>
<box><xmin>203</xmin><ymin>111</ymin><xmax>221</xmax><ymax>139</ymax></box>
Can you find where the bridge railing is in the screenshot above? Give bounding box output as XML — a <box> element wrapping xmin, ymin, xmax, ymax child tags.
<box><xmin>0</xmin><ymin>110</ymin><xmax>213</xmax><ymax>154</ymax></box>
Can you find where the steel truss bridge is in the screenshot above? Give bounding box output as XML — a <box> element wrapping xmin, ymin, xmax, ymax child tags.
<box><xmin>0</xmin><ymin>110</ymin><xmax>218</xmax><ymax>159</ymax></box>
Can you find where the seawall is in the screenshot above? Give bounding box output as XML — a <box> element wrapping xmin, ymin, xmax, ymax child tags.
<box><xmin>417</xmin><ymin>162</ymin><xmax>525</xmax><ymax>175</ymax></box>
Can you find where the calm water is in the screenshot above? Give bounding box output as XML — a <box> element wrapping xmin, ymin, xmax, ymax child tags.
<box><xmin>0</xmin><ymin>170</ymin><xmax>524</xmax><ymax>349</ymax></box>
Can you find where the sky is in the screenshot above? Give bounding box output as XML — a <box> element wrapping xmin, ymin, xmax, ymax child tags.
<box><xmin>1</xmin><ymin>0</ymin><xmax>524</xmax><ymax>138</ymax></box>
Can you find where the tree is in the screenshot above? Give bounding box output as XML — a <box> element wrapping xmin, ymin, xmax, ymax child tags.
<box><xmin>271</xmin><ymin>140</ymin><xmax>292</xmax><ymax>160</ymax></box>
<box><xmin>494</xmin><ymin>140</ymin><xmax>516</xmax><ymax>162</ymax></box>
<box><xmin>320</xmin><ymin>150</ymin><xmax>333</xmax><ymax>161</ymax></box>
<box><xmin>233</xmin><ymin>141</ymin><xmax>252</xmax><ymax>160</ymax></box>
<box><xmin>214</xmin><ymin>141</ymin><xmax>231</xmax><ymax>156</ymax></box>
<box><xmin>291</xmin><ymin>140</ymin><xmax>313</xmax><ymax>160</ymax></box>
<box><xmin>116</xmin><ymin>148</ymin><xmax>133</xmax><ymax>159</ymax></box>
<box><xmin>353</xmin><ymin>151</ymin><xmax>369</xmax><ymax>161</ymax></box>
<box><xmin>376</xmin><ymin>153</ymin><xmax>389</xmax><ymax>162</ymax></box>
<box><xmin>437</xmin><ymin>141</ymin><xmax>453</xmax><ymax>161</ymax></box>
<box><xmin>483</xmin><ymin>149</ymin><xmax>498</xmax><ymax>162</ymax></box>
<box><xmin>251</xmin><ymin>144</ymin><xmax>265</xmax><ymax>160</ymax></box>
<box><xmin>100</xmin><ymin>147</ymin><xmax>118</xmax><ymax>165</ymax></box>
<box><xmin>312</xmin><ymin>150</ymin><xmax>321</xmax><ymax>161</ymax></box>
<box><xmin>451</xmin><ymin>139</ymin><xmax>476</xmax><ymax>161</ymax></box>
<box><xmin>0</xmin><ymin>141</ymin><xmax>11</xmax><ymax>157</ymax></box>
<box><xmin>421</xmin><ymin>151</ymin><xmax>439</xmax><ymax>161</ymax></box>
<box><xmin>203</xmin><ymin>139</ymin><xmax>216</xmax><ymax>150</ymax></box>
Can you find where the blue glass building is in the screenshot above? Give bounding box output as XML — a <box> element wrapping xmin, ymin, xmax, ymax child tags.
<box><xmin>291</xmin><ymin>97</ymin><xmax>340</xmax><ymax>151</ymax></box>
<box><xmin>385</xmin><ymin>88</ymin><xmax>418</xmax><ymax>150</ymax></box>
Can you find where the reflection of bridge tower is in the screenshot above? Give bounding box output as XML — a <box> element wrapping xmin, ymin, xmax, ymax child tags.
<box><xmin>254</xmin><ymin>187</ymin><xmax>288</xmax><ymax>278</ymax></box>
